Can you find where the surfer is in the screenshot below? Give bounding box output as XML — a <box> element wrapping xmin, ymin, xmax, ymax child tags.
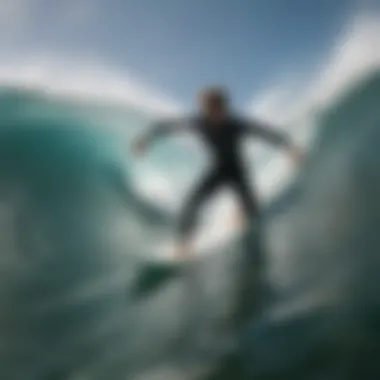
<box><xmin>132</xmin><ymin>87</ymin><xmax>304</xmax><ymax>260</ymax></box>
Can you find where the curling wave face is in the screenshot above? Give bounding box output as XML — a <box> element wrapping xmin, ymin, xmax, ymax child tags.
<box><xmin>1</xmin><ymin>71</ymin><xmax>380</xmax><ymax>380</ymax></box>
<box><xmin>0</xmin><ymin>87</ymin><xmax>260</xmax><ymax>380</ymax></box>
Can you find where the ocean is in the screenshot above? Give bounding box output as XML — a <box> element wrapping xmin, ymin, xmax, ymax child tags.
<box><xmin>1</xmin><ymin>65</ymin><xmax>380</xmax><ymax>380</ymax></box>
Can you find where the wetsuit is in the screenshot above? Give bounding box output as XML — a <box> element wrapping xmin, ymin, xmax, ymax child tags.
<box><xmin>143</xmin><ymin>115</ymin><xmax>290</xmax><ymax>240</ymax></box>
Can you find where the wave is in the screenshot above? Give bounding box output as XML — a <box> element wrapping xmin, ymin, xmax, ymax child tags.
<box><xmin>241</xmin><ymin>70</ymin><xmax>380</xmax><ymax>380</ymax></box>
<box><xmin>0</xmin><ymin>69</ymin><xmax>380</xmax><ymax>379</ymax></box>
<box><xmin>0</xmin><ymin>86</ymin><xmax>262</xmax><ymax>380</ymax></box>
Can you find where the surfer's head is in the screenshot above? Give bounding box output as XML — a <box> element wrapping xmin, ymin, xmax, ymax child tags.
<box><xmin>198</xmin><ymin>86</ymin><xmax>229</xmax><ymax>123</ymax></box>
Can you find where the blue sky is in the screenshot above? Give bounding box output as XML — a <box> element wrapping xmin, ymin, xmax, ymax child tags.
<box><xmin>0</xmin><ymin>0</ymin><xmax>365</xmax><ymax>107</ymax></box>
<box><xmin>92</xmin><ymin>0</ymin><xmax>355</xmax><ymax>106</ymax></box>
<box><xmin>0</xmin><ymin>0</ymin><xmax>379</xmax><ymax>110</ymax></box>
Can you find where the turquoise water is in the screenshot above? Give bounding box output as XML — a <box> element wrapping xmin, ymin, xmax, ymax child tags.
<box><xmin>1</xmin><ymin>71</ymin><xmax>380</xmax><ymax>379</ymax></box>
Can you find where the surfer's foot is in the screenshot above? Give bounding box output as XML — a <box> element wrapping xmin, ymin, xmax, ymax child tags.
<box><xmin>229</xmin><ymin>209</ymin><xmax>246</xmax><ymax>230</ymax></box>
<box><xmin>174</xmin><ymin>240</ymin><xmax>192</xmax><ymax>262</ymax></box>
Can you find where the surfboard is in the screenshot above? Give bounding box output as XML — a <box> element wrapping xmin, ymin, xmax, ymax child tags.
<box><xmin>130</xmin><ymin>251</ymin><xmax>193</xmax><ymax>299</ymax></box>
<box><xmin>131</xmin><ymin>209</ymin><xmax>248</xmax><ymax>299</ymax></box>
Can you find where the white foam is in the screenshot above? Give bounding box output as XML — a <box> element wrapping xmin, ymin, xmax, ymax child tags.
<box><xmin>0</xmin><ymin>56</ymin><xmax>183</xmax><ymax>117</ymax></box>
<box><xmin>246</xmin><ymin>10</ymin><xmax>380</xmax><ymax>202</ymax></box>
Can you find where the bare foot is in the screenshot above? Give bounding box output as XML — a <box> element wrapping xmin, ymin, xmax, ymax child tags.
<box><xmin>229</xmin><ymin>209</ymin><xmax>246</xmax><ymax>230</ymax></box>
<box><xmin>173</xmin><ymin>241</ymin><xmax>192</xmax><ymax>262</ymax></box>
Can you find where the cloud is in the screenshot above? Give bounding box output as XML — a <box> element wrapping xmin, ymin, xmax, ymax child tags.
<box><xmin>0</xmin><ymin>55</ymin><xmax>183</xmax><ymax>116</ymax></box>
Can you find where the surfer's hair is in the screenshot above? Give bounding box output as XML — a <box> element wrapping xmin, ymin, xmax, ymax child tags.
<box><xmin>199</xmin><ymin>86</ymin><xmax>229</xmax><ymax>109</ymax></box>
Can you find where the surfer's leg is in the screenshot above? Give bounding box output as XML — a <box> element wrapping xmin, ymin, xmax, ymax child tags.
<box><xmin>231</xmin><ymin>173</ymin><xmax>265</xmax><ymax>284</ymax></box>
<box><xmin>177</xmin><ymin>169</ymin><xmax>224</xmax><ymax>258</ymax></box>
<box><xmin>230</xmin><ymin>174</ymin><xmax>265</xmax><ymax>323</ymax></box>
<box><xmin>230</xmin><ymin>173</ymin><xmax>260</xmax><ymax>225</ymax></box>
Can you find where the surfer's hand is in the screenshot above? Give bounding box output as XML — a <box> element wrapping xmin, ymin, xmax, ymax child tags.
<box><xmin>288</xmin><ymin>146</ymin><xmax>305</xmax><ymax>165</ymax></box>
<box><xmin>132</xmin><ymin>138</ymin><xmax>148</xmax><ymax>157</ymax></box>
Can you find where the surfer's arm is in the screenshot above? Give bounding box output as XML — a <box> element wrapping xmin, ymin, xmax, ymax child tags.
<box><xmin>243</xmin><ymin>119</ymin><xmax>305</xmax><ymax>163</ymax></box>
<box><xmin>145</xmin><ymin>118</ymin><xmax>191</xmax><ymax>143</ymax></box>
<box><xmin>243</xmin><ymin>118</ymin><xmax>290</xmax><ymax>146</ymax></box>
<box><xmin>133</xmin><ymin>117</ymin><xmax>194</xmax><ymax>155</ymax></box>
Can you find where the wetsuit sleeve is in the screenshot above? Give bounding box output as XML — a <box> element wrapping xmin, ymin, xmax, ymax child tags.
<box><xmin>242</xmin><ymin>118</ymin><xmax>291</xmax><ymax>147</ymax></box>
<box><xmin>141</xmin><ymin>116</ymin><xmax>195</xmax><ymax>145</ymax></box>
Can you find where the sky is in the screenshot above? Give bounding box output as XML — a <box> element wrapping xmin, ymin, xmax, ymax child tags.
<box><xmin>0</xmin><ymin>0</ymin><xmax>375</xmax><ymax>109</ymax></box>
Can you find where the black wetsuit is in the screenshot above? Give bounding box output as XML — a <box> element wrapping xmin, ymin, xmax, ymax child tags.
<box><xmin>144</xmin><ymin>115</ymin><xmax>290</xmax><ymax>239</ymax></box>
